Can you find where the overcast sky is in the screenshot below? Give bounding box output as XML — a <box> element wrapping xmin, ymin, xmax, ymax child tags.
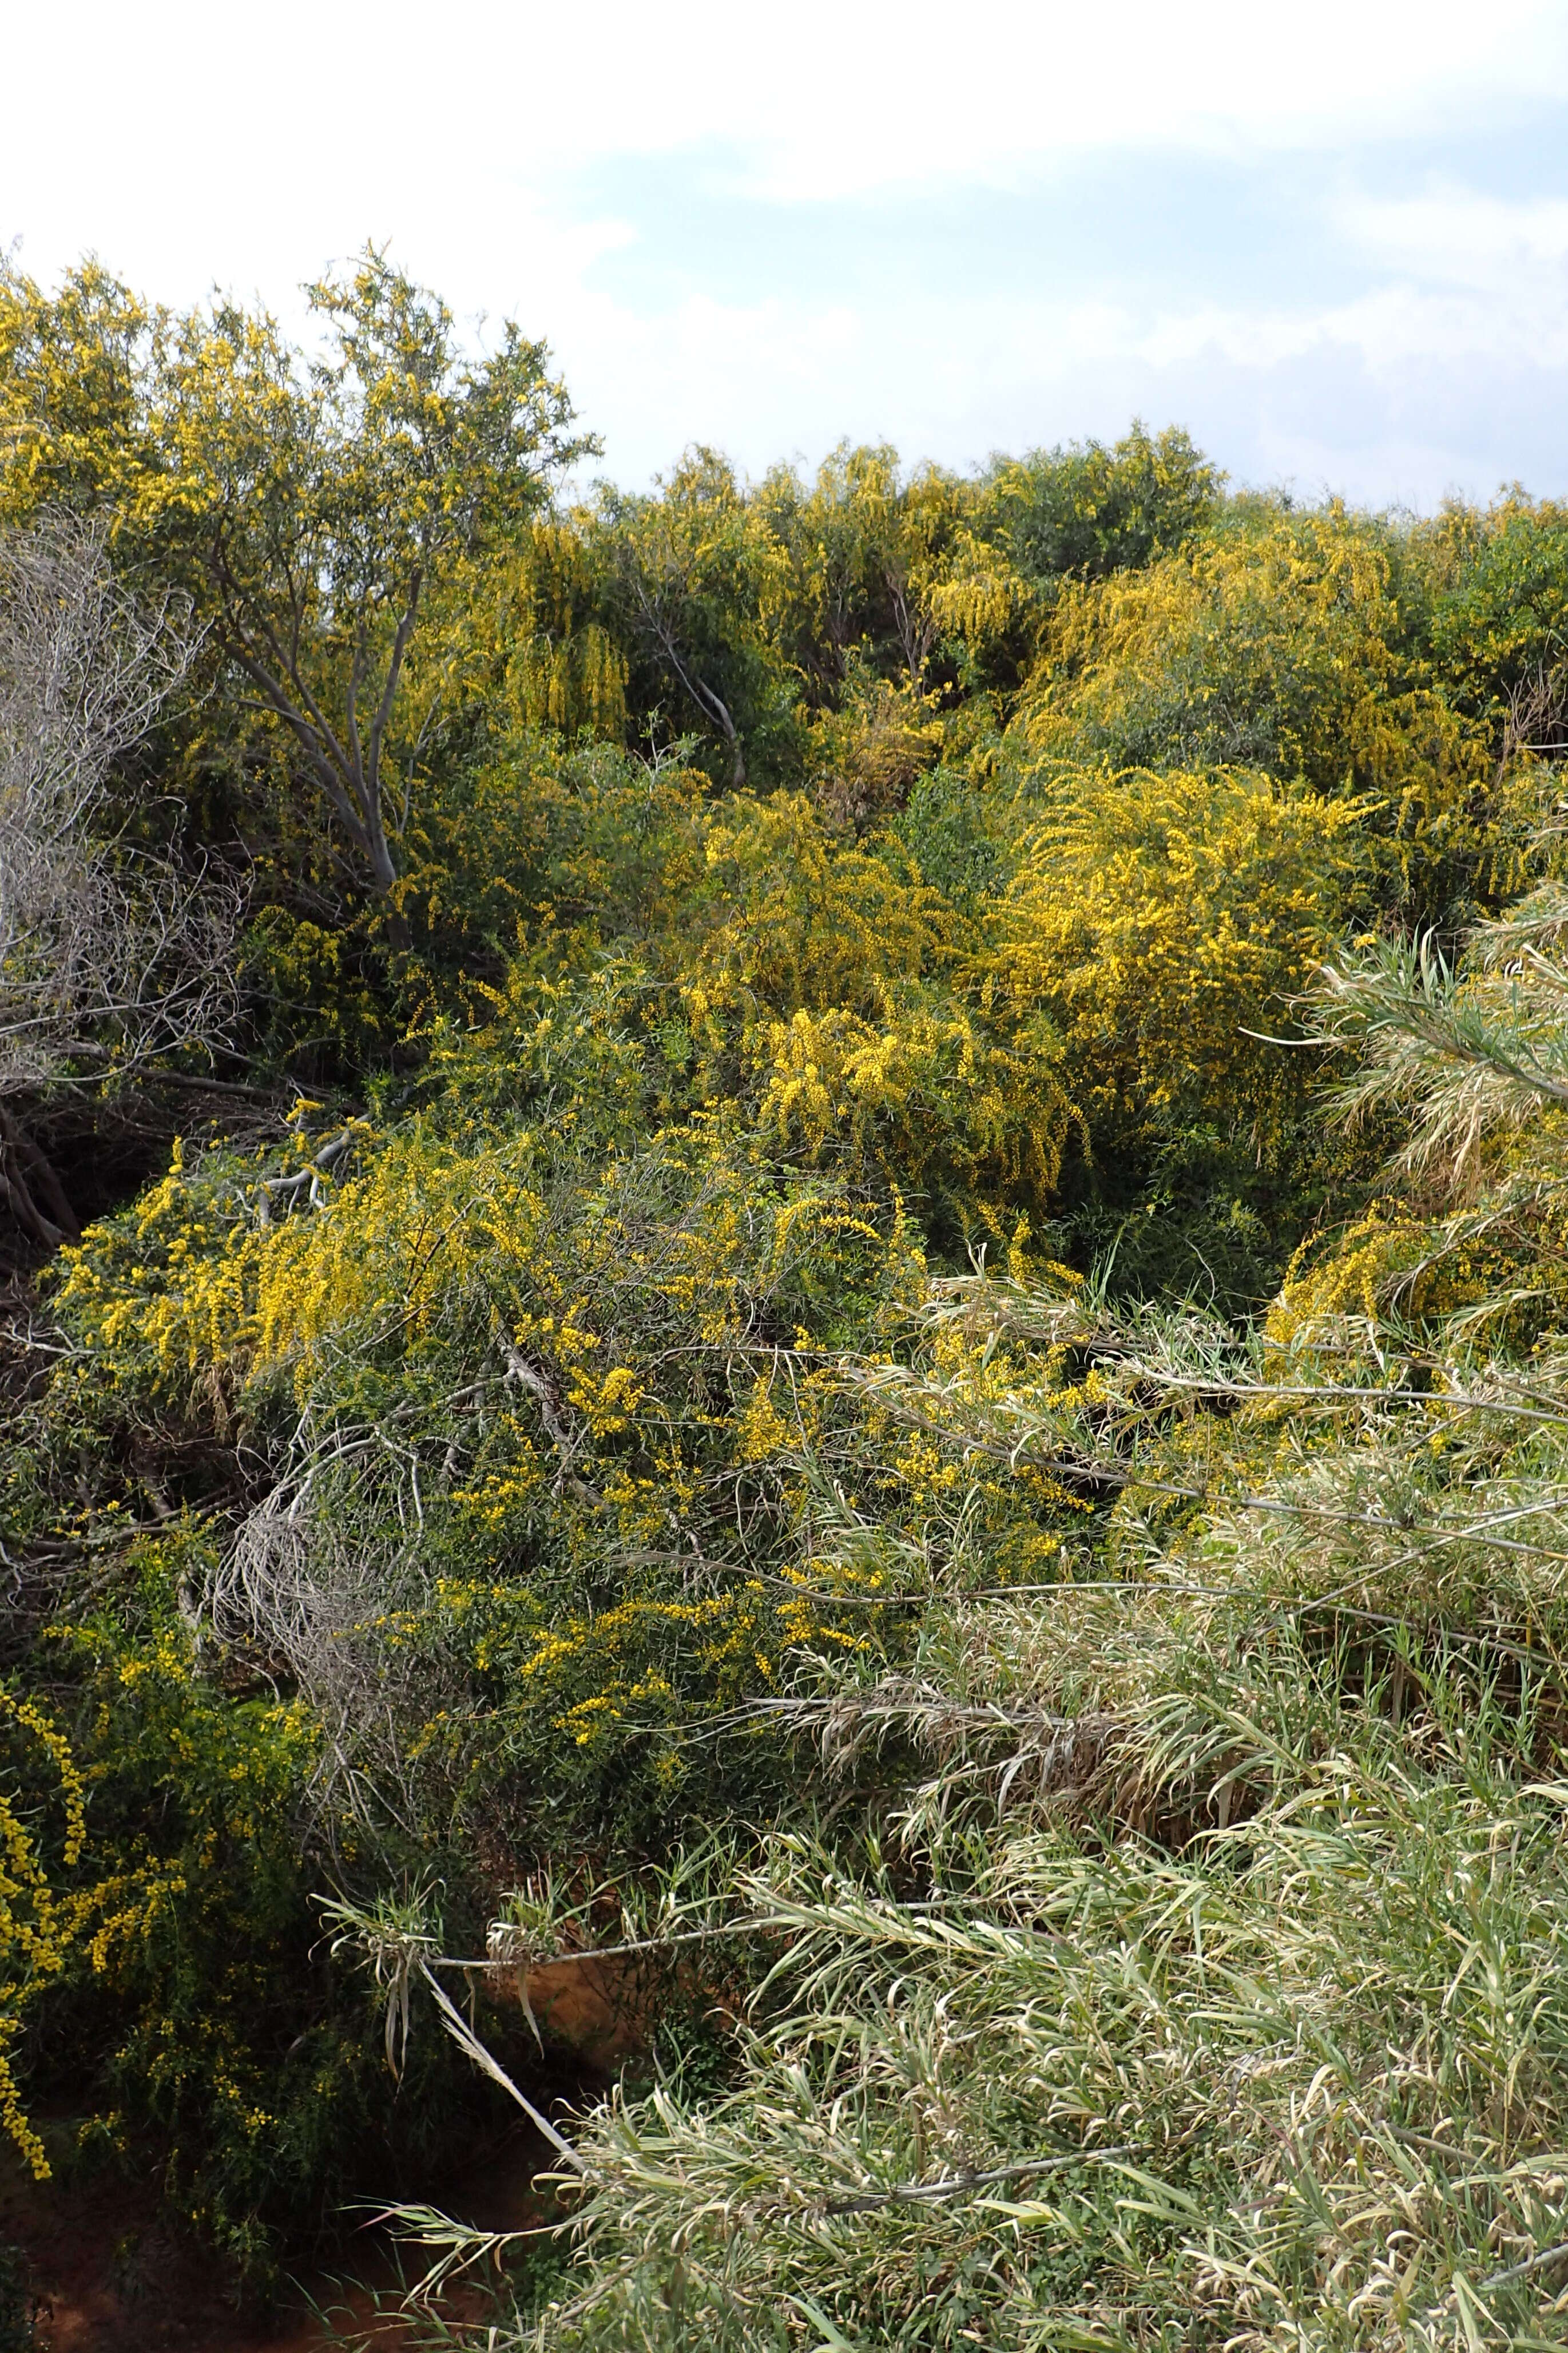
<box><xmin>6</xmin><ymin>0</ymin><xmax>1568</xmax><ymax>505</ymax></box>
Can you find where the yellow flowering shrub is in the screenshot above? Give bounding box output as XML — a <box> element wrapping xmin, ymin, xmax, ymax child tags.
<box><xmin>0</xmin><ymin>1692</ymin><xmax>90</xmax><ymax>2177</ymax></box>
<box><xmin>753</xmin><ymin>1001</ymin><xmax>1074</xmax><ymax>1204</ymax></box>
<box><xmin>990</xmin><ymin>765</ymin><xmax>1361</xmax><ymax>1136</ymax></box>
<box><xmin>682</xmin><ymin>791</ymin><xmax>949</xmax><ymax>1029</ymax></box>
<box><xmin>51</xmin><ymin>1139</ymin><xmax>269</xmax><ymax>1392</ymax></box>
<box><xmin>668</xmin><ymin>791</ymin><xmax>1079</xmax><ymax>1230</ymax></box>
<box><xmin>1014</xmin><ymin>503</ymin><xmax>1530</xmax><ymax>920</ymax></box>
<box><xmin>26</xmin><ymin>258</ymin><xmax>1568</xmax><ymax>2324</ymax></box>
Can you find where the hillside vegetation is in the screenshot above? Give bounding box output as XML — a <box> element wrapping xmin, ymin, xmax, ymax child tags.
<box><xmin>5</xmin><ymin>249</ymin><xmax>1568</xmax><ymax>2350</ymax></box>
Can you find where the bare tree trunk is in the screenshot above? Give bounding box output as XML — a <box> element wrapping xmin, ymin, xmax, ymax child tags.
<box><xmin>660</xmin><ymin>638</ymin><xmax>746</xmax><ymax>786</ymax></box>
<box><xmin>697</xmin><ymin>680</ymin><xmax>747</xmax><ymax>790</ymax></box>
<box><xmin>888</xmin><ymin>572</ymin><xmax>936</xmax><ymax>694</ymax></box>
<box><xmin>363</xmin><ymin>828</ymin><xmax>412</xmax><ymax>955</ymax></box>
<box><xmin>215</xmin><ymin>543</ymin><xmax>423</xmax><ymax>949</ymax></box>
<box><xmin>632</xmin><ymin>576</ymin><xmax>747</xmax><ymax>789</ymax></box>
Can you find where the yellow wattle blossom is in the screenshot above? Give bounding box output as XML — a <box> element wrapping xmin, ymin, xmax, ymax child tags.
<box><xmin>0</xmin><ymin>1691</ymin><xmax>98</xmax><ymax>2178</ymax></box>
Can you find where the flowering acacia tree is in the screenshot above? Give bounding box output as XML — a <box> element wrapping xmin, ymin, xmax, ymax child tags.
<box><xmin>152</xmin><ymin>252</ymin><xmax>596</xmax><ymax>950</ymax></box>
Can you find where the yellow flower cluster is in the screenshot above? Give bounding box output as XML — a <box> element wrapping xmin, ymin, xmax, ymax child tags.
<box><xmin>0</xmin><ymin>1691</ymin><xmax>93</xmax><ymax>2177</ymax></box>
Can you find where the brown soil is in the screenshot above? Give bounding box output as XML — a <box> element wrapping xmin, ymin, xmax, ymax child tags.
<box><xmin>0</xmin><ymin>2120</ymin><xmax>554</xmax><ymax>2353</ymax></box>
<box><xmin>1</xmin><ymin>1959</ymin><xmax>643</xmax><ymax>2351</ymax></box>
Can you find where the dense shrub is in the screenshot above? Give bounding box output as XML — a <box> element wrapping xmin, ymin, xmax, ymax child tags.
<box><xmin>9</xmin><ymin>248</ymin><xmax>1568</xmax><ymax>2334</ymax></box>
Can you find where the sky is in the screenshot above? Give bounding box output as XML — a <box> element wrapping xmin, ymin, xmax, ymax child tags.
<box><xmin>5</xmin><ymin>0</ymin><xmax>1568</xmax><ymax>507</ymax></box>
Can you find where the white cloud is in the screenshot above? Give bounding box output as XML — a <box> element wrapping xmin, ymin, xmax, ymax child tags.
<box><xmin>1340</xmin><ymin>185</ymin><xmax>1568</xmax><ymax>290</ymax></box>
<box><xmin>5</xmin><ymin>1</ymin><xmax>1568</xmax><ymax>502</ymax></box>
<box><xmin>7</xmin><ymin>0</ymin><xmax>1568</xmax><ymax>302</ymax></box>
<box><xmin>545</xmin><ymin>250</ymin><xmax>1568</xmax><ymax>500</ymax></box>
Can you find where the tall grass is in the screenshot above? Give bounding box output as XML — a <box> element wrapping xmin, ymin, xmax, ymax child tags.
<box><xmin>346</xmin><ymin>891</ymin><xmax>1568</xmax><ymax>2348</ymax></box>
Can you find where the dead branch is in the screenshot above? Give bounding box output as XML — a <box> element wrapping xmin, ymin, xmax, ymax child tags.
<box><xmin>0</xmin><ymin>513</ymin><xmax>243</xmax><ymax>1107</ymax></box>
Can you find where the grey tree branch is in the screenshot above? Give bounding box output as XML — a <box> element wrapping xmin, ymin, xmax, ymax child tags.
<box><xmin>0</xmin><ymin>514</ymin><xmax>241</xmax><ymax>1123</ymax></box>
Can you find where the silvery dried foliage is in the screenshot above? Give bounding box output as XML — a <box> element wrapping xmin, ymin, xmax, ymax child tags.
<box><xmin>0</xmin><ymin>512</ymin><xmax>240</xmax><ymax>1098</ymax></box>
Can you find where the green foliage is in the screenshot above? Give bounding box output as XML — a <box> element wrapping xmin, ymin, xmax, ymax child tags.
<box><xmin>0</xmin><ymin>2242</ymin><xmax>35</xmax><ymax>2352</ymax></box>
<box><xmin>979</xmin><ymin>419</ymin><xmax>1221</xmax><ymax>590</ymax></box>
<box><xmin>1430</xmin><ymin>498</ymin><xmax>1568</xmax><ymax>714</ymax></box>
<box><xmin>403</xmin><ymin>732</ymin><xmax>702</xmax><ymax>970</ymax></box>
<box><xmin>154</xmin><ymin>249</ymin><xmax>594</xmax><ymax>932</ymax></box>
<box><xmin>892</xmin><ymin>764</ymin><xmax>1012</xmax><ymax>911</ymax></box>
<box><xmin>0</xmin><ymin>258</ymin><xmax>164</xmax><ymax>536</ymax></box>
<box><xmin>14</xmin><ymin>243</ymin><xmax>1568</xmax><ymax>2336</ymax></box>
<box><xmin>590</xmin><ymin>449</ymin><xmax>799</xmax><ymax>787</ymax></box>
<box><xmin>404</xmin><ymin>876</ymin><xmax>1568</xmax><ymax>2351</ymax></box>
<box><xmin>755</xmin><ymin>445</ymin><xmax>967</xmax><ymax>705</ymax></box>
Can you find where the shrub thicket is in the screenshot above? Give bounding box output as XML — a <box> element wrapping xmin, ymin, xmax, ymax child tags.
<box><xmin>5</xmin><ymin>250</ymin><xmax>1568</xmax><ymax>2344</ymax></box>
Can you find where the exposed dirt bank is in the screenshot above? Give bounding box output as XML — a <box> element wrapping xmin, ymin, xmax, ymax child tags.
<box><xmin>1</xmin><ymin>2118</ymin><xmax>551</xmax><ymax>2352</ymax></box>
